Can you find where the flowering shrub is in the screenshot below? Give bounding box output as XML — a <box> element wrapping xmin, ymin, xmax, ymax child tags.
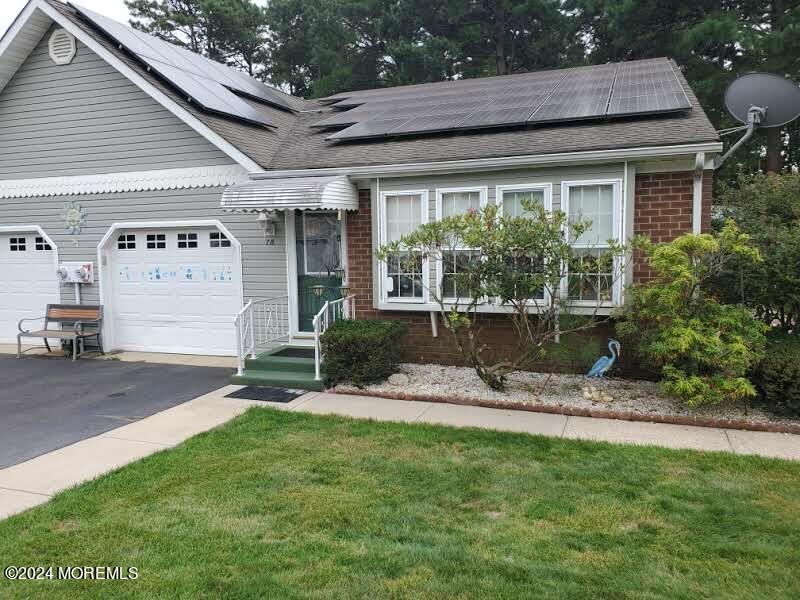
<box><xmin>377</xmin><ymin>201</ymin><xmax>624</xmax><ymax>390</ymax></box>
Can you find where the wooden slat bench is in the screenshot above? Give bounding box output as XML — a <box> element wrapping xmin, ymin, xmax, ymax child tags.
<box><xmin>17</xmin><ymin>304</ymin><xmax>104</xmax><ymax>362</ymax></box>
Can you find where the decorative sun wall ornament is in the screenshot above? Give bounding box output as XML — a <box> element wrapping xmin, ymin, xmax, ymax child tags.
<box><xmin>64</xmin><ymin>201</ymin><xmax>87</xmax><ymax>237</ymax></box>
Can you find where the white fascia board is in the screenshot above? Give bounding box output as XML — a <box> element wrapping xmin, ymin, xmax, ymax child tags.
<box><xmin>11</xmin><ymin>1</ymin><xmax>262</xmax><ymax>172</ymax></box>
<box><xmin>0</xmin><ymin>1</ymin><xmax>51</xmax><ymax>93</ymax></box>
<box><xmin>251</xmin><ymin>142</ymin><xmax>723</xmax><ymax>180</ymax></box>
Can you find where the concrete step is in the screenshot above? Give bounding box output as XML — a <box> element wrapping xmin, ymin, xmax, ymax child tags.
<box><xmin>230</xmin><ymin>369</ymin><xmax>325</xmax><ymax>392</ymax></box>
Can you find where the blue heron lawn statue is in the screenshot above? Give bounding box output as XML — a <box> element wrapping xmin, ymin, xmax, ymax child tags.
<box><xmin>587</xmin><ymin>339</ymin><xmax>621</xmax><ymax>378</ymax></box>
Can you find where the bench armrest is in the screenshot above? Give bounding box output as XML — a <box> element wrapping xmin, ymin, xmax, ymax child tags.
<box><xmin>18</xmin><ymin>316</ymin><xmax>45</xmax><ymax>334</ymax></box>
<box><xmin>73</xmin><ymin>319</ymin><xmax>102</xmax><ymax>334</ymax></box>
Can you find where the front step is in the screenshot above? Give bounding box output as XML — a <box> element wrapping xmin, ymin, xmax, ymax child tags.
<box><xmin>232</xmin><ymin>346</ymin><xmax>324</xmax><ymax>391</ymax></box>
<box><xmin>230</xmin><ymin>370</ymin><xmax>325</xmax><ymax>391</ymax></box>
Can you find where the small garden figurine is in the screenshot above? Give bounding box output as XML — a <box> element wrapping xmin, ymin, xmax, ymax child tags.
<box><xmin>587</xmin><ymin>339</ymin><xmax>620</xmax><ymax>378</ymax></box>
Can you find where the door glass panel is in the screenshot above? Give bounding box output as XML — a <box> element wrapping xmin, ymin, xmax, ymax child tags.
<box><xmin>296</xmin><ymin>211</ymin><xmax>343</xmax><ymax>332</ymax></box>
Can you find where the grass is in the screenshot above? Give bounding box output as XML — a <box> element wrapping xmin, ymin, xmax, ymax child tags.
<box><xmin>1</xmin><ymin>408</ymin><xmax>799</xmax><ymax>599</ymax></box>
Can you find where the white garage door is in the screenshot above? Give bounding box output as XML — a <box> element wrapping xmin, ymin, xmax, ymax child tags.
<box><xmin>0</xmin><ymin>232</ymin><xmax>59</xmax><ymax>343</ymax></box>
<box><xmin>109</xmin><ymin>228</ymin><xmax>241</xmax><ymax>355</ymax></box>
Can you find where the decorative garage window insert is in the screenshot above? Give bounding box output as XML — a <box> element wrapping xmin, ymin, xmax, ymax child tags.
<box><xmin>9</xmin><ymin>237</ymin><xmax>26</xmax><ymax>251</ymax></box>
<box><xmin>117</xmin><ymin>234</ymin><xmax>136</xmax><ymax>250</ymax></box>
<box><xmin>35</xmin><ymin>237</ymin><xmax>52</xmax><ymax>251</ymax></box>
<box><xmin>210</xmin><ymin>232</ymin><xmax>231</xmax><ymax>248</ymax></box>
<box><xmin>563</xmin><ymin>181</ymin><xmax>621</xmax><ymax>303</ymax></box>
<box><xmin>380</xmin><ymin>191</ymin><xmax>428</xmax><ymax>302</ymax></box>
<box><xmin>146</xmin><ymin>234</ymin><xmax>166</xmax><ymax>249</ymax></box>
<box><xmin>436</xmin><ymin>188</ymin><xmax>486</xmax><ymax>301</ymax></box>
<box><xmin>177</xmin><ymin>233</ymin><xmax>198</xmax><ymax>249</ymax></box>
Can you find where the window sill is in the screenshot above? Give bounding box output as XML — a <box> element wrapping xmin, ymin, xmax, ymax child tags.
<box><xmin>376</xmin><ymin>300</ymin><xmax>617</xmax><ymax>316</ymax></box>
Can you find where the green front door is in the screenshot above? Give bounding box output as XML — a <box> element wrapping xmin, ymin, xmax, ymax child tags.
<box><xmin>296</xmin><ymin>211</ymin><xmax>343</xmax><ymax>332</ymax></box>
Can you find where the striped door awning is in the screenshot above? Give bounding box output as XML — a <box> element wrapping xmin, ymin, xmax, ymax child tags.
<box><xmin>221</xmin><ymin>175</ymin><xmax>359</xmax><ymax>212</ymax></box>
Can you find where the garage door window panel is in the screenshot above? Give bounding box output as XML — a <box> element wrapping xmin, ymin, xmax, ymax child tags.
<box><xmin>146</xmin><ymin>234</ymin><xmax>166</xmax><ymax>249</ymax></box>
<box><xmin>117</xmin><ymin>234</ymin><xmax>136</xmax><ymax>250</ymax></box>
<box><xmin>10</xmin><ymin>237</ymin><xmax>26</xmax><ymax>252</ymax></box>
<box><xmin>210</xmin><ymin>232</ymin><xmax>231</xmax><ymax>248</ymax></box>
<box><xmin>178</xmin><ymin>233</ymin><xmax>198</xmax><ymax>249</ymax></box>
<box><xmin>35</xmin><ymin>237</ymin><xmax>52</xmax><ymax>251</ymax></box>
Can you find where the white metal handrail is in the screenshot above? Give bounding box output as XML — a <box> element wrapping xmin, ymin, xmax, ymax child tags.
<box><xmin>312</xmin><ymin>294</ymin><xmax>356</xmax><ymax>381</ymax></box>
<box><xmin>234</xmin><ymin>296</ymin><xmax>290</xmax><ymax>375</ymax></box>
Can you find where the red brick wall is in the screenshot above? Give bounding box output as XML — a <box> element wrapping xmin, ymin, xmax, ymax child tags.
<box><xmin>632</xmin><ymin>170</ymin><xmax>712</xmax><ymax>281</ymax></box>
<box><xmin>346</xmin><ymin>171</ymin><xmax>712</xmax><ymax>369</ymax></box>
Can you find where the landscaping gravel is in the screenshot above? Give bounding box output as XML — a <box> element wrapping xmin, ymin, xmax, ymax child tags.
<box><xmin>336</xmin><ymin>363</ymin><xmax>798</xmax><ymax>427</ymax></box>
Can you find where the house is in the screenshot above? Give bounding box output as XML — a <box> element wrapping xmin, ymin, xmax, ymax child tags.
<box><xmin>0</xmin><ymin>0</ymin><xmax>721</xmax><ymax>388</ymax></box>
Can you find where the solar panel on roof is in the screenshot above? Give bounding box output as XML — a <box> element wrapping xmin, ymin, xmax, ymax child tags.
<box><xmin>328</xmin><ymin>117</ymin><xmax>411</xmax><ymax>140</ymax></box>
<box><xmin>606</xmin><ymin>60</ymin><xmax>691</xmax><ymax>116</ymax></box>
<box><xmin>388</xmin><ymin>113</ymin><xmax>472</xmax><ymax>135</ymax></box>
<box><xmin>71</xmin><ymin>3</ymin><xmax>295</xmax><ymax>124</ymax></box>
<box><xmin>461</xmin><ymin>107</ymin><xmax>537</xmax><ymax>127</ymax></box>
<box><xmin>528</xmin><ymin>65</ymin><xmax>617</xmax><ymax>123</ymax></box>
<box><xmin>322</xmin><ymin>58</ymin><xmax>691</xmax><ymax>141</ymax></box>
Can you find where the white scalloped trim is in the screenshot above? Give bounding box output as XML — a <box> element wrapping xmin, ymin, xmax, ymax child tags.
<box><xmin>0</xmin><ymin>165</ymin><xmax>250</xmax><ymax>198</ymax></box>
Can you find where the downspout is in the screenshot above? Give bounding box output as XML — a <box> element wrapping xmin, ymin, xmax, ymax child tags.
<box><xmin>692</xmin><ymin>152</ymin><xmax>705</xmax><ymax>234</ymax></box>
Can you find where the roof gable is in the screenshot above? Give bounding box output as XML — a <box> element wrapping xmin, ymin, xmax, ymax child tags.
<box><xmin>0</xmin><ymin>0</ymin><xmax>266</xmax><ymax>171</ymax></box>
<box><xmin>0</xmin><ymin>24</ymin><xmax>238</xmax><ymax>179</ymax></box>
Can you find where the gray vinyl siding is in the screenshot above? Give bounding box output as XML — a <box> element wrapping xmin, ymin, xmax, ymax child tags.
<box><xmin>0</xmin><ymin>187</ymin><xmax>287</xmax><ymax>306</ymax></box>
<box><xmin>0</xmin><ymin>27</ymin><xmax>233</xmax><ymax>180</ymax></box>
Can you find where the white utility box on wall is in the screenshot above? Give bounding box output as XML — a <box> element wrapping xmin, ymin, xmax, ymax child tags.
<box><xmin>57</xmin><ymin>262</ymin><xmax>94</xmax><ymax>284</ymax></box>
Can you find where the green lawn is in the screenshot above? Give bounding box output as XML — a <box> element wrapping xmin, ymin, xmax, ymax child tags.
<box><xmin>1</xmin><ymin>409</ymin><xmax>799</xmax><ymax>599</ymax></box>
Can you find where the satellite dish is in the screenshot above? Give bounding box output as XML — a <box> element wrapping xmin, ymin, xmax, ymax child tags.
<box><xmin>724</xmin><ymin>73</ymin><xmax>800</xmax><ymax>128</ymax></box>
<box><xmin>715</xmin><ymin>73</ymin><xmax>800</xmax><ymax>167</ymax></box>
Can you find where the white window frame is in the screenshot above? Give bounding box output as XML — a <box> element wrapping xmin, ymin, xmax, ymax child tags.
<box><xmin>560</xmin><ymin>178</ymin><xmax>624</xmax><ymax>308</ymax></box>
<box><xmin>493</xmin><ymin>183</ymin><xmax>555</xmax><ymax>307</ymax></box>
<box><xmin>434</xmin><ymin>186</ymin><xmax>488</xmax><ymax>303</ymax></box>
<box><xmin>378</xmin><ymin>189</ymin><xmax>429</xmax><ymax>304</ymax></box>
<box><xmin>495</xmin><ymin>182</ymin><xmax>553</xmax><ymax>217</ymax></box>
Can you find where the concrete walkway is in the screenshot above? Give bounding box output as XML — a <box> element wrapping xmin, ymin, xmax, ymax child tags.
<box><xmin>299</xmin><ymin>393</ymin><xmax>800</xmax><ymax>461</ymax></box>
<box><xmin>2</xmin><ymin>387</ymin><xmax>798</xmax><ymax>521</ymax></box>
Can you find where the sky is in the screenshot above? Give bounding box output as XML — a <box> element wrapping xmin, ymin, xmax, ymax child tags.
<box><xmin>1</xmin><ymin>1</ymin><xmax>131</xmax><ymax>38</ymax></box>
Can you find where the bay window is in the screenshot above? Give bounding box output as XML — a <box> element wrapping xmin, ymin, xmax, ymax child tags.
<box><xmin>380</xmin><ymin>190</ymin><xmax>428</xmax><ymax>302</ymax></box>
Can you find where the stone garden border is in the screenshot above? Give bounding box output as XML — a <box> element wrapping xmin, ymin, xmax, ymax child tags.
<box><xmin>330</xmin><ymin>387</ymin><xmax>800</xmax><ymax>435</ymax></box>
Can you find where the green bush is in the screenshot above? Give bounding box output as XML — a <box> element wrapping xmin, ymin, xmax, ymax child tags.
<box><xmin>714</xmin><ymin>172</ymin><xmax>800</xmax><ymax>332</ymax></box>
<box><xmin>321</xmin><ymin>319</ymin><xmax>406</xmax><ymax>387</ymax></box>
<box><xmin>616</xmin><ymin>222</ymin><xmax>767</xmax><ymax>407</ymax></box>
<box><xmin>753</xmin><ymin>332</ymin><xmax>800</xmax><ymax>418</ymax></box>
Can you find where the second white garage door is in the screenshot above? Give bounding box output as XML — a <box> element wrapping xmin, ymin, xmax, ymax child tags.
<box><xmin>109</xmin><ymin>227</ymin><xmax>241</xmax><ymax>355</ymax></box>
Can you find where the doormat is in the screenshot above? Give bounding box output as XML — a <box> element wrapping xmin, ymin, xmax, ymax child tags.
<box><xmin>226</xmin><ymin>386</ymin><xmax>307</xmax><ymax>403</ymax></box>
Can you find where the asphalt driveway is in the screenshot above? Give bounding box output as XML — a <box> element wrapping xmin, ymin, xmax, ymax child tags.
<box><xmin>0</xmin><ymin>355</ymin><xmax>233</xmax><ymax>468</ymax></box>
